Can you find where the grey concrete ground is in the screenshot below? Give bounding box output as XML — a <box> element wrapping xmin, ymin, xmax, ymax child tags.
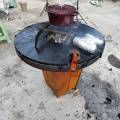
<box><xmin>0</xmin><ymin>0</ymin><xmax>120</xmax><ymax>120</ymax></box>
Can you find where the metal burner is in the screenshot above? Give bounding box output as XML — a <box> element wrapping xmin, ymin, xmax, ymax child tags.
<box><xmin>35</xmin><ymin>22</ymin><xmax>78</xmax><ymax>48</ymax></box>
<box><xmin>43</xmin><ymin>32</ymin><xmax>71</xmax><ymax>45</ymax></box>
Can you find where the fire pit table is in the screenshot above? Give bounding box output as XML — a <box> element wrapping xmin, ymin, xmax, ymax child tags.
<box><xmin>14</xmin><ymin>21</ymin><xmax>105</xmax><ymax>98</ymax></box>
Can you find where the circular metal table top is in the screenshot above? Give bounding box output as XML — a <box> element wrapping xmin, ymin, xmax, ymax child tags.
<box><xmin>14</xmin><ymin>22</ymin><xmax>105</xmax><ymax>72</ymax></box>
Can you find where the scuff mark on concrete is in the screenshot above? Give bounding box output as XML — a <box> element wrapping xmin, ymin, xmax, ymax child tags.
<box><xmin>38</xmin><ymin>102</ymin><xmax>46</xmax><ymax>110</ymax></box>
<box><xmin>3</xmin><ymin>60</ymin><xmax>25</xmax><ymax>80</ymax></box>
<box><xmin>12</xmin><ymin>110</ymin><xmax>25</xmax><ymax>119</ymax></box>
<box><xmin>4</xmin><ymin>68</ymin><xmax>13</xmax><ymax>77</ymax></box>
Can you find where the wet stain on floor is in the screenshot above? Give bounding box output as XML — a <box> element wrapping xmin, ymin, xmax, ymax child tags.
<box><xmin>77</xmin><ymin>71</ymin><xmax>120</xmax><ymax>120</ymax></box>
<box><xmin>3</xmin><ymin>60</ymin><xmax>25</xmax><ymax>79</ymax></box>
<box><xmin>12</xmin><ymin>110</ymin><xmax>25</xmax><ymax>119</ymax></box>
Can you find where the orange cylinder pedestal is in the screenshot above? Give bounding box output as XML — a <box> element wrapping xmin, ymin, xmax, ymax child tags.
<box><xmin>42</xmin><ymin>69</ymin><xmax>82</xmax><ymax>98</ymax></box>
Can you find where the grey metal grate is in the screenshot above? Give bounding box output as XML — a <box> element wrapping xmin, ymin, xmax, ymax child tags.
<box><xmin>108</xmin><ymin>54</ymin><xmax>120</xmax><ymax>69</ymax></box>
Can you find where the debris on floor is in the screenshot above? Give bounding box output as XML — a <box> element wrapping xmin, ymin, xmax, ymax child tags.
<box><xmin>87</xmin><ymin>113</ymin><xmax>91</xmax><ymax>119</ymax></box>
<box><xmin>5</xmin><ymin>17</ymin><xmax>16</xmax><ymax>21</ymax></box>
<box><xmin>90</xmin><ymin>0</ymin><xmax>101</xmax><ymax>7</ymax></box>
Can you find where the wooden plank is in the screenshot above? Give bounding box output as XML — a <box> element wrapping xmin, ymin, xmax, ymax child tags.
<box><xmin>46</xmin><ymin>71</ymin><xmax>57</xmax><ymax>95</ymax></box>
<box><xmin>42</xmin><ymin>69</ymin><xmax>82</xmax><ymax>98</ymax></box>
<box><xmin>68</xmin><ymin>69</ymin><xmax>82</xmax><ymax>91</ymax></box>
<box><xmin>55</xmin><ymin>71</ymin><xmax>71</xmax><ymax>98</ymax></box>
<box><xmin>42</xmin><ymin>70</ymin><xmax>50</xmax><ymax>86</ymax></box>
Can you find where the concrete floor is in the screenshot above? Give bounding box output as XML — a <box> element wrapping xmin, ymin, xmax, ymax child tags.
<box><xmin>0</xmin><ymin>0</ymin><xmax>120</xmax><ymax>120</ymax></box>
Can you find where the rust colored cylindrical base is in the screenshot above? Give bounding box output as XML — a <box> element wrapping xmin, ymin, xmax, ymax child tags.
<box><xmin>42</xmin><ymin>69</ymin><xmax>82</xmax><ymax>98</ymax></box>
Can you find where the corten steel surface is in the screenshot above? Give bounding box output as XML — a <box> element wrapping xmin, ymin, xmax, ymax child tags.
<box><xmin>42</xmin><ymin>69</ymin><xmax>82</xmax><ymax>98</ymax></box>
<box><xmin>14</xmin><ymin>22</ymin><xmax>105</xmax><ymax>72</ymax></box>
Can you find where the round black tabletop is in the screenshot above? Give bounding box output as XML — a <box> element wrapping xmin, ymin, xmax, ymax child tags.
<box><xmin>14</xmin><ymin>22</ymin><xmax>105</xmax><ymax>72</ymax></box>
